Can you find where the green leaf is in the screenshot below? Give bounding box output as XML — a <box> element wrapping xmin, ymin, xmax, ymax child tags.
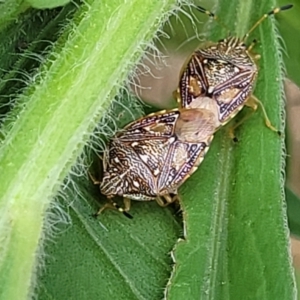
<box><xmin>166</xmin><ymin>0</ymin><xmax>296</xmax><ymax>299</ymax></box>
<box><xmin>0</xmin><ymin>1</ymin><xmax>177</xmax><ymax>299</ymax></box>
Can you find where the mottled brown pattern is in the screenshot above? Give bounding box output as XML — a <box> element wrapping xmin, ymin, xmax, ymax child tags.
<box><xmin>100</xmin><ymin>109</ymin><xmax>215</xmax><ymax>202</ymax></box>
<box><xmin>178</xmin><ymin>37</ymin><xmax>258</xmax><ymax>126</ymax></box>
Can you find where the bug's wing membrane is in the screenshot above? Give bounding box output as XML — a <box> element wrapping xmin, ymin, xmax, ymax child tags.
<box><xmin>157</xmin><ymin>108</ymin><xmax>217</xmax><ymax>193</ymax></box>
<box><xmin>157</xmin><ymin>141</ymin><xmax>208</xmax><ymax>193</ymax></box>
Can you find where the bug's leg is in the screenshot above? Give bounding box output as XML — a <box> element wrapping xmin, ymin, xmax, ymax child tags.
<box><xmin>94</xmin><ymin>200</ymin><xmax>116</xmax><ymax>216</ymax></box>
<box><xmin>165</xmin><ymin>194</ymin><xmax>180</xmax><ymax>204</ymax></box>
<box><xmin>228</xmin><ymin>95</ymin><xmax>280</xmax><ymax>141</ymax></box>
<box><xmin>247</xmin><ymin>40</ymin><xmax>260</xmax><ymax>61</ymax></box>
<box><xmin>156</xmin><ymin>196</ymin><xmax>167</xmax><ymax>207</ymax></box>
<box><xmin>122</xmin><ymin>197</ymin><xmax>130</xmax><ymax>210</ymax></box>
<box><xmin>247</xmin><ymin>95</ymin><xmax>281</xmax><ymax>135</ymax></box>
<box><xmin>247</xmin><ymin>39</ymin><xmax>256</xmax><ymax>52</ymax></box>
<box><xmin>167</xmin><ymin>194</ymin><xmax>182</xmax><ymax>213</ymax></box>
<box><xmin>156</xmin><ymin>194</ymin><xmax>179</xmax><ymax>207</ymax></box>
<box><xmin>173</xmin><ymin>88</ymin><xmax>181</xmax><ymax>104</ymax></box>
<box><xmin>88</xmin><ymin>171</ymin><xmax>101</xmax><ymax>185</ymax></box>
<box><xmin>94</xmin><ymin>197</ymin><xmax>133</xmax><ymax>219</ymax></box>
<box><xmin>112</xmin><ymin>198</ymin><xmax>133</xmax><ymax>218</ymax></box>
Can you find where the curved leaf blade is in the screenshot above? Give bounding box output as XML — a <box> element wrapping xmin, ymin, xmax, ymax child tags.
<box><xmin>166</xmin><ymin>0</ymin><xmax>296</xmax><ymax>299</ymax></box>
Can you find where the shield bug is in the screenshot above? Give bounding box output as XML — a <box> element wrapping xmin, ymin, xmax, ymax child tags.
<box><xmin>176</xmin><ymin>4</ymin><xmax>293</xmax><ymax>135</ymax></box>
<box><xmin>91</xmin><ymin>108</ymin><xmax>218</xmax><ymax>217</ymax></box>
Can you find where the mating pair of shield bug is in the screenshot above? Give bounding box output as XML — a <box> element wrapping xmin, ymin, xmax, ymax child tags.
<box><xmin>90</xmin><ymin>4</ymin><xmax>293</xmax><ymax>218</ymax></box>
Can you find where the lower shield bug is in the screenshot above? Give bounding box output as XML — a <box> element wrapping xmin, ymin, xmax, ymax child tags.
<box><xmin>176</xmin><ymin>4</ymin><xmax>293</xmax><ymax>135</ymax></box>
<box><xmin>91</xmin><ymin>108</ymin><xmax>218</xmax><ymax>217</ymax></box>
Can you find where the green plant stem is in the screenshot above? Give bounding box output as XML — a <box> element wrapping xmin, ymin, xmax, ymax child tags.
<box><xmin>0</xmin><ymin>0</ymin><xmax>176</xmax><ymax>299</ymax></box>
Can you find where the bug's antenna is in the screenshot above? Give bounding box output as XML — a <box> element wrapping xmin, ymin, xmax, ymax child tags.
<box><xmin>242</xmin><ymin>4</ymin><xmax>293</xmax><ymax>42</ymax></box>
<box><xmin>196</xmin><ymin>6</ymin><xmax>230</xmax><ymax>34</ymax></box>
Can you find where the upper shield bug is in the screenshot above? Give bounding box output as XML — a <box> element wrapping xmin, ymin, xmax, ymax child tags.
<box><xmin>176</xmin><ymin>4</ymin><xmax>293</xmax><ymax>136</ymax></box>
<box><xmin>90</xmin><ymin>107</ymin><xmax>218</xmax><ymax>217</ymax></box>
